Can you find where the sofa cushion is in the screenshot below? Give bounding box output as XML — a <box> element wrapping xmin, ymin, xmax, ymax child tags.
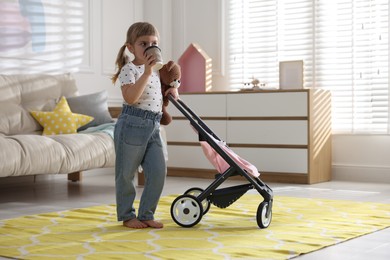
<box><xmin>66</xmin><ymin>90</ymin><xmax>114</xmax><ymax>131</ymax></box>
<box><xmin>0</xmin><ymin>74</ymin><xmax>78</xmax><ymax>135</ymax></box>
<box><xmin>0</xmin><ymin>132</ymin><xmax>115</xmax><ymax>177</ymax></box>
<box><xmin>50</xmin><ymin>133</ymin><xmax>115</xmax><ymax>173</ymax></box>
<box><xmin>31</xmin><ymin>96</ymin><xmax>94</xmax><ymax>135</ymax></box>
<box><xmin>0</xmin><ymin>134</ymin><xmax>65</xmax><ymax>177</ymax></box>
<box><xmin>0</xmin><ymin>103</ymin><xmax>41</xmax><ymax>135</ymax></box>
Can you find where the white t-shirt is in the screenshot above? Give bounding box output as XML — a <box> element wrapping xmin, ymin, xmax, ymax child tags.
<box><xmin>118</xmin><ymin>62</ymin><xmax>163</xmax><ymax>112</ymax></box>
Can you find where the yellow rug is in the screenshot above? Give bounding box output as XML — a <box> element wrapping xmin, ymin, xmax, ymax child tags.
<box><xmin>0</xmin><ymin>194</ymin><xmax>389</xmax><ymax>260</ymax></box>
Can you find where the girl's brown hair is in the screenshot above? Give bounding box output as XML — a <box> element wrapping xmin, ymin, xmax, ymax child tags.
<box><xmin>111</xmin><ymin>22</ymin><xmax>160</xmax><ymax>84</ymax></box>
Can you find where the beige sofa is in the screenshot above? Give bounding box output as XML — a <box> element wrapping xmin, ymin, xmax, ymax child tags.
<box><xmin>0</xmin><ymin>74</ymin><xmax>116</xmax><ymax>181</ymax></box>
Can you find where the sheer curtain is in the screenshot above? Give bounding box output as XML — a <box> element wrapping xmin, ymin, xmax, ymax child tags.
<box><xmin>228</xmin><ymin>0</ymin><xmax>389</xmax><ymax>134</ymax></box>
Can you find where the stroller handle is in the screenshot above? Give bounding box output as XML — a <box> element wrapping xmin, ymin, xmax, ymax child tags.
<box><xmin>168</xmin><ymin>94</ymin><xmax>220</xmax><ymax>141</ymax></box>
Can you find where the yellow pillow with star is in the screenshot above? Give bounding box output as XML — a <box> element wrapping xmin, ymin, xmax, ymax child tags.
<box><xmin>31</xmin><ymin>96</ymin><xmax>94</xmax><ymax>135</ymax></box>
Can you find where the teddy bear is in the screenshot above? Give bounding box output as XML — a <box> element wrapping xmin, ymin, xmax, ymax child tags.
<box><xmin>159</xmin><ymin>60</ymin><xmax>181</xmax><ymax>125</ymax></box>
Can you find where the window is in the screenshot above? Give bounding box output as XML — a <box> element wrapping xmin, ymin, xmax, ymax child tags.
<box><xmin>228</xmin><ymin>0</ymin><xmax>389</xmax><ymax>134</ymax></box>
<box><xmin>0</xmin><ymin>0</ymin><xmax>85</xmax><ymax>74</ymax></box>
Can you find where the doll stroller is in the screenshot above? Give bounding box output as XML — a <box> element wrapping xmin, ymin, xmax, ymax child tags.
<box><xmin>168</xmin><ymin>95</ymin><xmax>273</xmax><ymax>229</ymax></box>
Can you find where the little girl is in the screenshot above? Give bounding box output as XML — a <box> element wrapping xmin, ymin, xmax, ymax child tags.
<box><xmin>111</xmin><ymin>22</ymin><xmax>178</xmax><ymax>229</ymax></box>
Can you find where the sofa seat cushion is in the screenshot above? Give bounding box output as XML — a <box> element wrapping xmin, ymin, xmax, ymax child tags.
<box><xmin>0</xmin><ymin>133</ymin><xmax>115</xmax><ymax>177</ymax></box>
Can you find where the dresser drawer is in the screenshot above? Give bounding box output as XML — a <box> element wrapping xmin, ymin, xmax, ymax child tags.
<box><xmin>167</xmin><ymin>145</ymin><xmax>216</xmax><ymax>169</ymax></box>
<box><xmin>232</xmin><ymin>147</ymin><xmax>308</xmax><ymax>174</ymax></box>
<box><xmin>226</xmin><ymin>92</ymin><xmax>308</xmax><ymax>117</ymax></box>
<box><xmin>165</xmin><ymin>120</ymin><xmax>227</xmax><ymax>142</ymax></box>
<box><xmin>227</xmin><ymin>120</ymin><xmax>308</xmax><ymax>145</ymax></box>
<box><xmin>168</xmin><ymin>94</ymin><xmax>226</xmax><ymax>117</ymax></box>
<box><xmin>167</xmin><ymin>145</ymin><xmax>308</xmax><ymax>174</ymax></box>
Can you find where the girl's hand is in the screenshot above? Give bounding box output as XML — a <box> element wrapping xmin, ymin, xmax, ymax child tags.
<box><xmin>165</xmin><ymin>87</ymin><xmax>179</xmax><ymax>100</ymax></box>
<box><xmin>144</xmin><ymin>53</ymin><xmax>156</xmax><ymax>75</ymax></box>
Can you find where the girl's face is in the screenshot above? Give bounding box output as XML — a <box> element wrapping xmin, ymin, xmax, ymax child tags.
<box><xmin>128</xmin><ymin>35</ymin><xmax>159</xmax><ymax>65</ymax></box>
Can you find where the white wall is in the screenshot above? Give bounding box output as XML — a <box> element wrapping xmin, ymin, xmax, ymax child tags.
<box><xmin>73</xmin><ymin>0</ymin><xmax>227</xmax><ymax>104</ymax></box>
<box><xmin>73</xmin><ymin>0</ymin><xmax>144</xmax><ymax>106</ymax></box>
<box><xmin>332</xmin><ymin>135</ymin><xmax>390</xmax><ymax>183</ymax></box>
<box><xmin>1</xmin><ymin>0</ymin><xmax>381</xmax><ymax>183</ymax></box>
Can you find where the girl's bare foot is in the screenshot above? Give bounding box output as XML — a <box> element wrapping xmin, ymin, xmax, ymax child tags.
<box><xmin>123</xmin><ymin>218</ymin><xmax>148</xmax><ymax>229</ymax></box>
<box><xmin>141</xmin><ymin>220</ymin><xmax>164</xmax><ymax>228</ymax></box>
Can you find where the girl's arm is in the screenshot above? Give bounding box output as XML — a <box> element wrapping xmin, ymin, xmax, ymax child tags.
<box><xmin>121</xmin><ymin>54</ymin><xmax>156</xmax><ymax>104</ymax></box>
<box><xmin>121</xmin><ymin>72</ymin><xmax>151</xmax><ymax>104</ymax></box>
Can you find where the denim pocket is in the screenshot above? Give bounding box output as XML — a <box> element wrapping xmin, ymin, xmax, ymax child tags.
<box><xmin>122</xmin><ymin>115</ymin><xmax>152</xmax><ymax>146</ymax></box>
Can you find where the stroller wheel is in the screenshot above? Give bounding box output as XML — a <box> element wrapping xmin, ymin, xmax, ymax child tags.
<box><xmin>256</xmin><ymin>201</ymin><xmax>272</xmax><ymax>228</ymax></box>
<box><xmin>184</xmin><ymin>187</ymin><xmax>211</xmax><ymax>215</ymax></box>
<box><xmin>171</xmin><ymin>194</ymin><xmax>203</xmax><ymax>227</ymax></box>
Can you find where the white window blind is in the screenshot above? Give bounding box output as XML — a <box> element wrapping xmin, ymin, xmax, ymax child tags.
<box><xmin>228</xmin><ymin>0</ymin><xmax>389</xmax><ymax>134</ymax></box>
<box><xmin>0</xmin><ymin>0</ymin><xmax>85</xmax><ymax>74</ymax></box>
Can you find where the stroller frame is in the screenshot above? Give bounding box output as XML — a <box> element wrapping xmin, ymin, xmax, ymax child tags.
<box><xmin>168</xmin><ymin>95</ymin><xmax>274</xmax><ymax>228</ymax></box>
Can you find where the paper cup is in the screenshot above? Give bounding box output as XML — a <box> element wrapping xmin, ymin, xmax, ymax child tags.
<box><xmin>144</xmin><ymin>46</ymin><xmax>163</xmax><ymax>71</ymax></box>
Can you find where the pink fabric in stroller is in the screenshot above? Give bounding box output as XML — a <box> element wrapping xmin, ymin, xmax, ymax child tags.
<box><xmin>200</xmin><ymin>135</ymin><xmax>260</xmax><ymax>178</ymax></box>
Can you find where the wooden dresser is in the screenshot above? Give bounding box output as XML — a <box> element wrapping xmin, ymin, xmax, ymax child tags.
<box><xmin>164</xmin><ymin>89</ymin><xmax>332</xmax><ymax>184</ymax></box>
